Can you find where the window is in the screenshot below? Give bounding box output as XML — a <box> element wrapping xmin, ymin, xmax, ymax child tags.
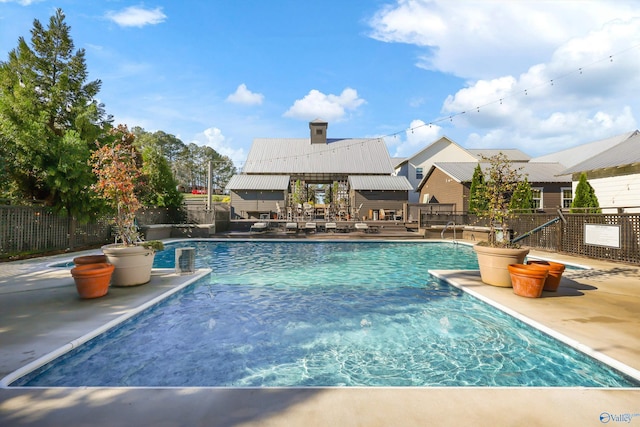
<box><xmin>531</xmin><ymin>187</ymin><xmax>543</xmax><ymax>209</ymax></box>
<box><xmin>316</xmin><ymin>129</ymin><xmax>323</xmax><ymax>135</ymax></box>
<box><xmin>561</xmin><ymin>187</ymin><xmax>572</xmax><ymax>208</ymax></box>
<box><xmin>416</xmin><ymin>167</ymin><xmax>423</xmax><ymax>180</ymax></box>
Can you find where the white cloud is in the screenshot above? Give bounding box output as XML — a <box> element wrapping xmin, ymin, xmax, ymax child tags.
<box><xmin>106</xmin><ymin>6</ymin><xmax>167</xmax><ymax>28</ymax></box>
<box><xmin>226</xmin><ymin>84</ymin><xmax>264</xmax><ymax>106</ymax></box>
<box><xmin>0</xmin><ymin>0</ymin><xmax>43</xmax><ymax>5</ymax></box>
<box><xmin>284</xmin><ymin>88</ymin><xmax>366</xmax><ymax>122</ymax></box>
<box><xmin>193</xmin><ymin>127</ymin><xmax>245</xmax><ymax>166</ymax></box>
<box><xmin>387</xmin><ymin>119</ymin><xmax>443</xmax><ymax>158</ymax></box>
<box><xmin>368</xmin><ymin>0</ymin><xmax>638</xmax><ymax>79</ymax></box>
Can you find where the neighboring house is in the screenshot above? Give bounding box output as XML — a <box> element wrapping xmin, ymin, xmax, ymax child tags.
<box><xmin>395</xmin><ymin>137</ymin><xmax>532</xmax><ymax>203</ymax></box>
<box><xmin>394</xmin><ymin>136</ymin><xmax>478</xmax><ymax>203</ymax></box>
<box><xmin>417</xmin><ymin>162</ymin><xmax>572</xmax><ymax>213</ymax></box>
<box><xmin>226</xmin><ymin>120</ymin><xmax>413</xmax><ymax>220</ymax></box>
<box><xmin>553</xmin><ymin>131</ymin><xmax>640</xmax><ymax>213</ymax></box>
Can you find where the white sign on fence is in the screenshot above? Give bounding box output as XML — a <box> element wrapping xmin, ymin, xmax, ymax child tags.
<box><xmin>584</xmin><ymin>224</ymin><xmax>621</xmax><ymax>249</ymax></box>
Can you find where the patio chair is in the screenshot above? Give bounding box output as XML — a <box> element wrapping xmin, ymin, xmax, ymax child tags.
<box><xmin>325</xmin><ymin>222</ymin><xmax>337</xmax><ymax>232</ymax></box>
<box><xmin>276</xmin><ymin>202</ymin><xmax>285</xmax><ymax>220</ymax></box>
<box><xmin>304</xmin><ymin>222</ymin><xmax>317</xmax><ymax>233</ymax></box>
<box><xmin>353</xmin><ymin>203</ymin><xmax>363</xmax><ymax>220</ymax></box>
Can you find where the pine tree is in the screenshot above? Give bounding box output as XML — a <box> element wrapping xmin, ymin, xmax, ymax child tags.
<box><xmin>509</xmin><ymin>177</ymin><xmax>534</xmax><ymax>213</ymax></box>
<box><xmin>468</xmin><ymin>163</ymin><xmax>488</xmax><ymax>214</ymax></box>
<box><xmin>0</xmin><ymin>8</ymin><xmax>111</xmax><ymax>218</ymax></box>
<box><xmin>571</xmin><ymin>173</ymin><xmax>601</xmax><ymax>213</ymax></box>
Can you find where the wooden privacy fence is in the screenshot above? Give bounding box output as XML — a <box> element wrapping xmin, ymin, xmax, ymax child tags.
<box><xmin>1</xmin><ymin>204</ymin><xmax>232</xmax><ymax>259</ymax></box>
<box><xmin>0</xmin><ymin>206</ymin><xmax>112</xmax><ymax>258</ymax></box>
<box><xmin>420</xmin><ymin>210</ymin><xmax>640</xmax><ymax>265</ymax></box>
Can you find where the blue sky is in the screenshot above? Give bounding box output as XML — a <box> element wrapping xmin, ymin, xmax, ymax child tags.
<box><xmin>2</xmin><ymin>1</ymin><xmax>640</xmax><ymax>168</ymax></box>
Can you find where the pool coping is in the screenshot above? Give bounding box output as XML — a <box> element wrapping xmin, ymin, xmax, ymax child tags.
<box><xmin>2</xmin><ymin>239</ymin><xmax>638</xmax><ymax>389</ymax></box>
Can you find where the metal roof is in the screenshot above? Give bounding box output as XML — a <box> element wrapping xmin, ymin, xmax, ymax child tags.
<box><xmin>430</xmin><ymin>162</ymin><xmax>571</xmax><ymax>184</ymax></box>
<box><xmin>531</xmin><ymin>130</ymin><xmax>638</xmax><ymax>168</ymax></box>
<box><xmin>560</xmin><ymin>132</ymin><xmax>640</xmax><ymax>174</ymax></box>
<box><xmin>225</xmin><ymin>174</ymin><xmax>290</xmax><ymax>191</ymax></box>
<box><xmin>348</xmin><ymin>175</ymin><xmax>414</xmax><ymax>191</ymax></box>
<box><xmin>467</xmin><ymin>149</ymin><xmax>531</xmax><ymax>162</ymax></box>
<box><xmin>242</xmin><ymin>138</ymin><xmax>394</xmax><ymax>174</ymax></box>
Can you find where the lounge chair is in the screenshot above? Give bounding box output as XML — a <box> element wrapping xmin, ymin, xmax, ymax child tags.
<box><xmin>325</xmin><ymin>222</ymin><xmax>337</xmax><ymax>232</ymax></box>
<box><xmin>304</xmin><ymin>222</ymin><xmax>316</xmax><ymax>233</ymax></box>
<box><xmin>250</xmin><ymin>222</ymin><xmax>268</xmax><ymax>232</ymax></box>
<box><xmin>354</xmin><ymin>222</ymin><xmax>369</xmax><ymax>232</ymax></box>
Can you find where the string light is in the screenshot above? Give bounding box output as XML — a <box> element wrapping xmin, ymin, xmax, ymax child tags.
<box><xmin>236</xmin><ymin>43</ymin><xmax>640</xmax><ymax>170</ymax></box>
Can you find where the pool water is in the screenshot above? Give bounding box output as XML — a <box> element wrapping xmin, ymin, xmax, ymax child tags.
<box><xmin>14</xmin><ymin>241</ymin><xmax>639</xmax><ymax>387</ymax></box>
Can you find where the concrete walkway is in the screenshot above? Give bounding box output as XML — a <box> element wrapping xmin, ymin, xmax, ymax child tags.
<box><xmin>1</xmin><ymin>242</ymin><xmax>639</xmax><ymax>426</ymax></box>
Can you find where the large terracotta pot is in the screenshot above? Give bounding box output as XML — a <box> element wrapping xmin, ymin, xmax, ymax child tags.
<box><xmin>70</xmin><ymin>263</ymin><xmax>114</xmax><ymax>299</ymax></box>
<box><xmin>527</xmin><ymin>260</ymin><xmax>566</xmax><ymax>291</ymax></box>
<box><xmin>73</xmin><ymin>254</ymin><xmax>107</xmax><ymax>265</ymax></box>
<box><xmin>101</xmin><ymin>244</ymin><xmax>155</xmax><ymax>287</ymax></box>
<box><xmin>508</xmin><ymin>263</ymin><xmax>548</xmax><ymax>298</ymax></box>
<box><xmin>473</xmin><ymin>244</ymin><xmax>530</xmax><ymax>287</ymax></box>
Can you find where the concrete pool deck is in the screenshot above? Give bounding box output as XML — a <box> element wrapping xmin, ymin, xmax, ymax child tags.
<box><xmin>1</xmin><ymin>242</ymin><xmax>639</xmax><ymax>426</ymax></box>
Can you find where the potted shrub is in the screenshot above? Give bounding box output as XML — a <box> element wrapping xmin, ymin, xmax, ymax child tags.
<box><xmin>472</xmin><ymin>153</ymin><xmax>530</xmax><ymax>287</ymax></box>
<box><xmin>91</xmin><ymin>125</ymin><xmax>163</xmax><ymax>287</ymax></box>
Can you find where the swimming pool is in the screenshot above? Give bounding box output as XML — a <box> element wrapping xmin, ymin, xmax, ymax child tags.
<box><xmin>12</xmin><ymin>241</ymin><xmax>640</xmax><ymax>387</ymax></box>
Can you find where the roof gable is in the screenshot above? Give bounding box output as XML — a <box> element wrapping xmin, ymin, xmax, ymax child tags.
<box><xmin>560</xmin><ymin>132</ymin><xmax>640</xmax><ymax>175</ymax></box>
<box><xmin>418</xmin><ymin>162</ymin><xmax>571</xmax><ymax>190</ymax></box>
<box><xmin>531</xmin><ymin>130</ymin><xmax>639</xmax><ymax>168</ymax></box>
<box><xmin>403</xmin><ymin>136</ymin><xmax>475</xmax><ymax>164</ymax></box>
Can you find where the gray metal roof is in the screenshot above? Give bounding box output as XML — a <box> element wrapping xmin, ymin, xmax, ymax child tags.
<box><xmin>431</xmin><ymin>162</ymin><xmax>571</xmax><ymax>184</ymax></box>
<box><xmin>225</xmin><ymin>174</ymin><xmax>290</xmax><ymax>191</ymax></box>
<box><xmin>467</xmin><ymin>149</ymin><xmax>531</xmax><ymax>162</ymax></box>
<box><xmin>560</xmin><ymin>131</ymin><xmax>640</xmax><ymax>175</ymax></box>
<box><xmin>348</xmin><ymin>175</ymin><xmax>414</xmax><ymax>191</ymax></box>
<box><xmin>242</xmin><ymin>138</ymin><xmax>394</xmax><ymax>174</ymax></box>
<box><xmin>531</xmin><ymin>130</ymin><xmax>638</xmax><ymax>168</ymax></box>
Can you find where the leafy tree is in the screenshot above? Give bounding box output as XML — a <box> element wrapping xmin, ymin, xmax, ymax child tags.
<box><xmin>0</xmin><ymin>8</ymin><xmax>110</xmax><ymax>216</ymax></box>
<box><xmin>91</xmin><ymin>125</ymin><xmax>141</xmax><ymax>245</ymax></box>
<box><xmin>140</xmin><ymin>144</ymin><xmax>183</xmax><ymax>208</ymax></box>
<box><xmin>509</xmin><ymin>177</ymin><xmax>534</xmax><ymax>213</ymax></box>
<box><xmin>468</xmin><ymin>163</ymin><xmax>488</xmax><ymax>214</ymax></box>
<box><xmin>571</xmin><ymin>172</ymin><xmax>601</xmax><ymax>213</ymax></box>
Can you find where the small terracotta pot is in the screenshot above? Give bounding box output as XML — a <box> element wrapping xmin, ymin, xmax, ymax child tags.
<box><xmin>73</xmin><ymin>254</ymin><xmax>108</xmax><ymax>265</ymax></box>
<box><xmin>70</xmin><ymin>263</ymin><xmax>114</xmax><ymax>299</ymax></box>
<box><xmin>527</xmin><ymin>260</ymin><xmax>566</xmax><ymax>291</ymax></box>
<box><xmin>508</xmin><ymin>263</ymin><xmax>548</xmax><ymax>298</ymax></box>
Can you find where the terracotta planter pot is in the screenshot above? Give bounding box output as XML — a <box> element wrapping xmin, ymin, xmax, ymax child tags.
<box><xmin>70</xmin><ymin>263</ymin><xmax>115</xmax><ymax>299</ymax></box>
<box><xmin>102</xmin><ymin>244</ymin><xmax>155</xmax><ymax>287</ymax></box>
<box><xmin>73</xmin><ymin>254</ymin><xmax>107</xmax><ymax>265</ymax></box>
<box><xmin>508</xmin><ymin>263</ymin><xmax>548</xmax><ymax>298</ymax></box>
<box><xmin>527</xmin><ymin>260</ymin><xmax>566</xmax><ymax>291</ymax></box>
<box><xmin>474</xmin><ymin>245</ymin><xmax>530</xmax><ymax>287</ymax></box>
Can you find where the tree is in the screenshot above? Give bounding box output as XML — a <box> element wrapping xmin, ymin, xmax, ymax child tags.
<box><xmin>468</xmin><ymin>163</ymin><xmax>488</xmax><ymax>214</ymax></box>
<box><xmin>0</xmin><ymin>8</ymin><xmax>110</xmax><ymax>216</ymax></box>
<box><xmin>571</xmin><ymin>172</ymin><xmax>601</xmax><ymax>213</ymax></box>
<box><xmin>91</xmin><ymin>125</ymin><xmax>141</xmax><ymax>245</ymax></box>
<box><xmin>477</xmin><ymin>153</ymin><xmax>523</xmax><ymax>246</ymax></box>
<box><xmin>509</xmin><ymin>177</ymin><xmax>534</xmax><ymax>213</ymax></box>
<box><xmin>140</xmin><ymin>144</ymin><xmax>183</xmax><ymax>208</ymax></box>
